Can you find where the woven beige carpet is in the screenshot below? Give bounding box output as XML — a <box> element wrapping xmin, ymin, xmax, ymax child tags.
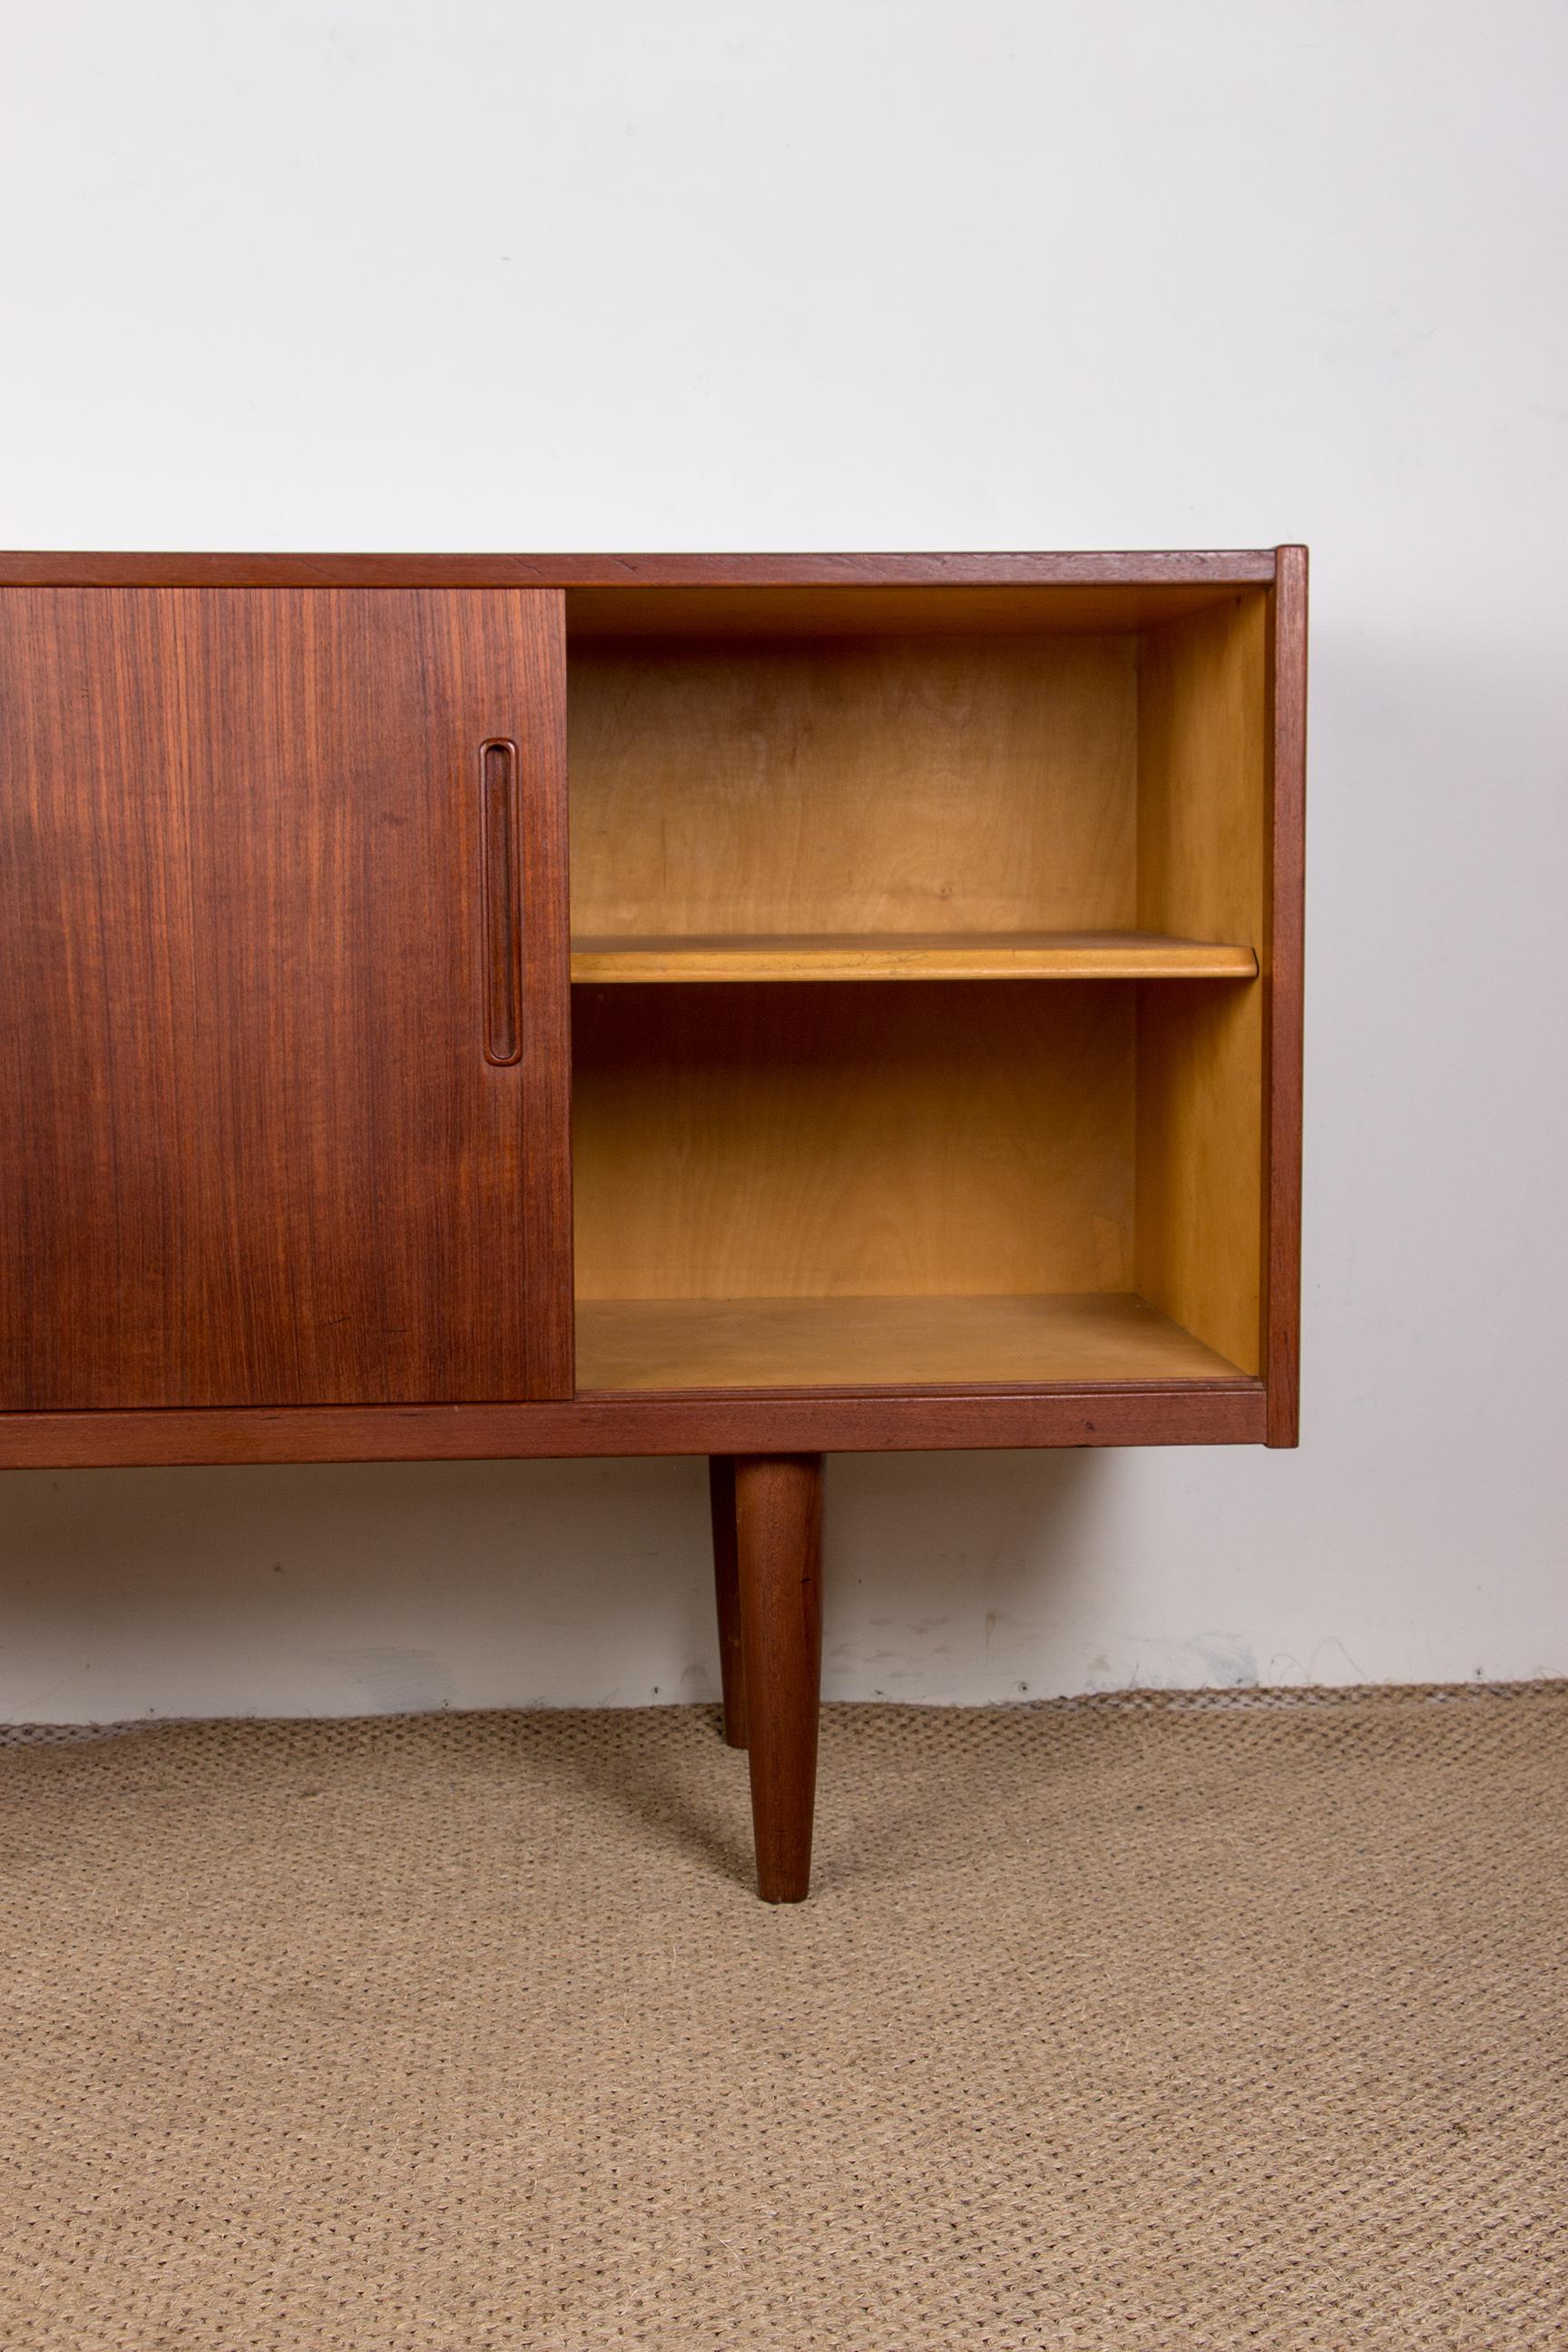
<box><xmin>2</xmin><ymin>1689</ymin><xmax>1566</xmax><ymax>2351</ymax></box>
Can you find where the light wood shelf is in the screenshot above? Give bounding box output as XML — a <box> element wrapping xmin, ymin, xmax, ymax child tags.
<box><xmin>575</xmin><ymin>1292</ymin><xmax>1249</xmax><ymax>1393</ymax></box>
<box><xmin>570</xmin><ymin>930</ymin><xmax>1258</xmax><ymax>985</ymax></box>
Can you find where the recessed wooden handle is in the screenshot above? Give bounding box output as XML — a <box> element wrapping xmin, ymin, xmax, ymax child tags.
<box><xmin>480</xmin><ymin>739</ymin><xmax>522</xmax><ymax>1065</ymax></box>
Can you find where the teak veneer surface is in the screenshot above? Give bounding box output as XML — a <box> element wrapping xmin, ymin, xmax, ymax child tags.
<box><xmin>0</xmin><ymin>551</ymin><xmax>1280</xmax><ymax>591</ymax></box>
<box><xmin>575</xmin><ymin>1294</ymin><xmax>1246</xmax><ymax>1393</ymax></box>
<box><xmin>0</xmin><ymin>1386</ymin><xmax>1267</xmax><ymax>1471</ymax></box>
<box><xmin>569</xmin><ymin>932</ymin><xmax>1259</xmax><ymax>984</ymax></box>
<box><xmin>0</xmin><ymin>586</ymin><xmax>572</xmax><ymax>1411</ymax></box>
<box><xmin>1265</xmin><ymin>549</ymin><xmax>1308</xmax><ymax>1445</ymax></box>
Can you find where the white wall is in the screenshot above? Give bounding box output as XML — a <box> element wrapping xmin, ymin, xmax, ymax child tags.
<box><xmin>2</xmin><ymin>0</ymin><xmax>1565</xmax><ymax>1718</ymax></box>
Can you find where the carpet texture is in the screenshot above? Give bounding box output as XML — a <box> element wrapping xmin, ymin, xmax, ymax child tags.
<box><xmin>2</xmin><ymin>1687</ymin><xmax>1565</xmax><ymax>2350</ymax></box>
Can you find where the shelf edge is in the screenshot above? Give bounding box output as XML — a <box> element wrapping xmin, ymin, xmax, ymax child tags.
<box><xmin>570</xmin><ymin>941</ymin><xmax>1259</xmax><ymax>984</ymax></box>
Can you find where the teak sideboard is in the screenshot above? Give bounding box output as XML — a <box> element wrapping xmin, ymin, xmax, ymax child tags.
<box><xmin>0</xmin><ymin>549</ymin><xmax>1307</xmax><ymax>1900</ymax></box>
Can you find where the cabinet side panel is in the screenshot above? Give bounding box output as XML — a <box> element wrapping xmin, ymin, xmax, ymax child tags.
<box><xmin>1135</xmin><ymin>595</ymin><xmax>1269</xmax><ymax>1377</ymax></box>
<box><xmin>1264</xmin><ymin>550</ymin><xmax>1308</xmax><ymax>1444</ymax></box>
<box><xmin>0</xmin><ymin>586</ymin><xmax>572</xmax><ymax>1408</ymax></box>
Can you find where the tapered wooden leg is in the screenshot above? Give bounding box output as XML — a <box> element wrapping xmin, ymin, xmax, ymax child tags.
<box><xmin>735</xmin><ymin>1454</ymin><xmax>823</xmax><ymax>1903</ymax></box>
<box><xmin>708</xmin><ymin>1455</ymin><xmax>748</xmax><ymax>1749</ymax></box>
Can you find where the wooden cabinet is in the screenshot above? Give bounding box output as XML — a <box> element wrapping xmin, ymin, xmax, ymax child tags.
<box><xmin>0</xmin><ymin>549</ymin><xmax>1306</xmax><ymax>1898</ymax></box>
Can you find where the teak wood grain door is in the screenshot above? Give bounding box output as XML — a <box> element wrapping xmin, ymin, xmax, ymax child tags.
<box><xmin>0</xmin><ymin>587</ymin><xmax>572</xmax><ymax>1411</ymax></box>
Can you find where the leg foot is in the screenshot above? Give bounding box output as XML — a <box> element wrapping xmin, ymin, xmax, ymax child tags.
<box><xmin>735</xmin><ymin>1454</ymin><xmax>823</xmax><ymax>1903</ymax></box>
<box><xmin>708</xmin><ymin>1455</ymin><xmax>747</xmax><ymax>1749</ymax></box>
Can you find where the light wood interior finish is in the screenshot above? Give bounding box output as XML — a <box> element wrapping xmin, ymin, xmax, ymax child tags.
<box><xmin>564</xmin><ymin>582</ymin><xmax>1263</xmax><ymax>638</ymax></box>
<box><xmin>577</xmin><ymin>1293</ymin><xmax>1246</xmax><ymax>1392</ymax></box>
<box><xmin>570</xmin><ymin>931</ymin><xmax>1258</xmax><ymax>984</ymax></box>
<box><xmin>1135</xmin><ymin>593</ymin><xmax>1269</xmax><ymax>1375</ymax></box>
<box><xmin>568</xmin><ymin>583</ymin><xmax>1279</xmax><ymax>1397</ymax></box>
<box><xmin>569</xmin><ymin>634</ymin><xmax>1138</xmax><ymax>940</ymax></box>
<box><xmin>572</xmin><ymin>984</ymin><xmax>1135</xmax><ymax>1303</ymax></box>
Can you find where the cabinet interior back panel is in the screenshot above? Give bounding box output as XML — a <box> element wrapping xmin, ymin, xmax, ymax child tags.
<box><xmin>568</xmin><ymin>633</ymin><xmax>1138</xmax><ymax>938</ymax></box>
<box><xmin>572</xmin><ymin>982</ymin><xmax>1136</xmax><ymax>1302</ymax></box>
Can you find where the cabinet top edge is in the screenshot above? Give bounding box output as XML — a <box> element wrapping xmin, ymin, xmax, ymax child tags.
<box><xmin>0</xmin><ymin>549</ymin><xmax>1290</xmax><ymax>589</ymax></box>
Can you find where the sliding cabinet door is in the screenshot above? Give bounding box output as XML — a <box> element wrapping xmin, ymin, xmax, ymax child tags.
<box><xmin>0</xmin><ymin>587</ymin><xmax>571</xmax><ymax>1408</ymax></box>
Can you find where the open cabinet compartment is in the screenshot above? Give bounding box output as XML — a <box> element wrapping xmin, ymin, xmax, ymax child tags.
<box><xmin>566</xmin><ymin>580</ymin><xmax>1271</xmax><ymax>1394</ymax></box>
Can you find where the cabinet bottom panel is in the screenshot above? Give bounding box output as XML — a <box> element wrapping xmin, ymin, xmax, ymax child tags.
<box><xmin>575</xmin><ymin>1292</ymin><xmax>1245</xmax><ymax>1393</ymax></box>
